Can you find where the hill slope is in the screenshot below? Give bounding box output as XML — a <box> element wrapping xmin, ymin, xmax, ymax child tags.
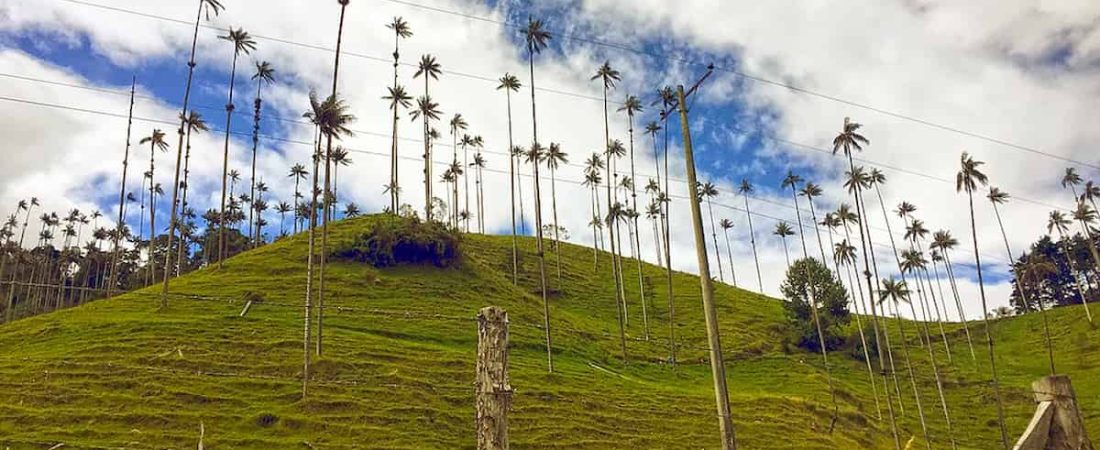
<box><xmin>0</xmin><ymin>215</ymin><xmax>1097</xmax><ymax>449</ymax></box>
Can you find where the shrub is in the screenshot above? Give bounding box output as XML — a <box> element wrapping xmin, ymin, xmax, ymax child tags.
<box><xmin>780</xmin><ymin>257</ymin><xmax>851</xmax><ymax>353</ymax></box>
<box><xmin>331</xmin><ymin>216</ymin><xmax>461</xmax><ymax>268</ymax></box>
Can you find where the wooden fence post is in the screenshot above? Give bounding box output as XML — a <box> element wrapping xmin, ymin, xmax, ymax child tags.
<box><xmin>476</xmin><ymin>306</ymin><xmax>511</xmax><ymax>450</ymax></box>
<box><xmin>1014</xmin><ymin>375</ymin><xmax>1093</xmax><ymax>450</ymax></box>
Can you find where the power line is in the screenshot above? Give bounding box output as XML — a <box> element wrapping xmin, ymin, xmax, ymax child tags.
<box><xmin>377</xmin><ymin>0</ymin><xmax>1100</xmax><ymax>171</ymax></box>
<box><xmin>0</xmin><ymin>93</ymin><xmax>1009</xmax><ymax>265</ymax></box>
<box><xmin>1</xmin><ymin>70</ymin><xmax>1074</xmax><ymax>217</ymax></box>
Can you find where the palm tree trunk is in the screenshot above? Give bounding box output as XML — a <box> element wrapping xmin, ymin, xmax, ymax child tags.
<box><xmin>390</xmin><ymin>33</ymin><xmax>401</xmax><ymax>213</ymax></box>
<box><xmin>967</xmin><ymin>189</ymin><xmax>1010</xmax><ymax>449</ymax></box>
<box><xmin>743</xmin><ymin>196</ymin><xmax>763</xmax><ymax>292</ymax></box>
<box><xmin>529</xmin><ymin>48</ymin><xmax>554</xmax><ymax>372</ymax></box>
<box><xmin>176</xmin><ymin>127</ymin><xmax>194</xmax><ymax>277</ymax></box>
<box><xmin>317</xmin><ymin>132</ymin><xmax>334</xmax><ymax>357</ymax></box>
<box><xmin>550</xmin><ymin>166</ymin><xmax>562</xmax><ymax>283</ymax></box>
<box><xmin>108</xmin><ymin>80</ymin><xmax>136</xmax><ymax>298</ymax></box>
<box><xmin>941</xmin><ymin>251</ymin><xmax>976</xmax><ymax>360</ymax></box>
<box><xmin>600</xmin><ymin>84</ymin><xmax>627</xmax><ymax>363</ymax></box>
<box><xmin>627</xmin><ymin>115</ymin><xmax>647</xmax><ymax>339</ymax></box>
<box><xmin>659</xmin><ymin>126</ymin><xmax>676</xmax><ymax>365</ymax></box>
<box><xmin>844</xmin><ymin>152</ymin><xmax>900</xmax><ymax>448</ymax></box>
<box><xmin>505</xmin><ymin>89</ymin><xmax>517</xmax><ymax>285</ymax></box>
<box><xmin>706</xmin><ymin>199</ymin><xmax>724</xmax><ymax>283</ymax></box>
<box><xmin>218</xmin><ymin>51</ymin><xmax>241</xmax><ymax>269</ymax></box>
<box><xmin>914</xmin><ymin>267</ymin><xmax>958</xmax><ymax>449</ymax></box>
<box><xmin>894</xmin><ymin>299</ymin><xmax>932</xmax><ymax>450</ymax></box>
<box><xmin>159</xmin><ymin>123</ymin><xmax>186</xmax><ymax>309</ymax></box>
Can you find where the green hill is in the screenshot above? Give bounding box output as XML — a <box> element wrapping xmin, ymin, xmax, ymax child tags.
<box><xmin>0</xmin><ymin>215</ymin><xmax>1096</xmax><ymax>449</ymax></box>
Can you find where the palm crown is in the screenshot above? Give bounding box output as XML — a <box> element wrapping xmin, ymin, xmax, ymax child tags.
<box><xmin>252</xmin><ymin>61</ymin><xmax>275</xmax><ymax>84</ymax></box>
<box><xmin>497</xmin><ymin>73</ymin><xmax>521</xmax><ymax>92</ymax></box>
<box><xmin>832</xmin><ymin>118</ymin><xmax>869</xmax><ymax>157</ymax></box>
<box><xmin>387</xmin><ymin>17</ymin><xmax>413</xmax><ymax>39</ymax></box>
<box><xmin>140</xmin><ymin>129</ymin><xmax>169</xmax><ymax>151</ymax></box>
<box><xmin>774</xmin><ymin>222</ymin><xmax>795</xmax><ymax>238</ymax></box>
<box><xmin>956</xmin><ymin>152</ymin><xmax>988</xmax><ymax>194</ymax></box>
<box><xmin>987</xmin><ymin>186</ymin><xmax>1010</xmax><ymax>204</ymax></box>
<box><xmin>523</xmin><ymin>17</ymin><xmax>552</xmax><ymax>55</ymax></box>
<box><xmin>219</xmin><ymin>28</ymin><xmax>257</xmax><ymax>56</ymax></box>
<box><xmin>383</xmin><ymin>85</ymin><xmax>412</xmax><ymax>111</ymax></box>
<box><xmin>592</xmin><ymin>61</ymin><xmax>621</xmax><ymax>90</ymax></box>
<box><xmin>414</xmin><ymin>55</ymin><xmax>442</xmax><ymax>80</ymax></box>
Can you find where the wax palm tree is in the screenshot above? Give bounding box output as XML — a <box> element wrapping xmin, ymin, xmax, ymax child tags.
<box><xmin>698</xmin><ymin>182</ymin><xmax>725</xmax><ymax>283</ymax></box>
<box><xmin>414</xmin><ymin>54</ymin><xmax>442</xmax><ymax>220</ymax></box>
<box><xmin>497</xmin><ymin>73</ymin><xmax>522</xmax><ymax>284</ymax></box>
<box><xmin>1062</xmin><ymin>167</ymin><xmax>1083</xmax><ymax>200</ymax></box>
<box><xmin>330</xmin><ymin>146</ymin><xmax>351</xmax><ymax>220</ymax></box>
<box><xmin>174</xmin><ymin>111</ymin><xmax>208</xmax><ymax>272</ymax></box>
<box><xmin>139</xmin><ymin>129</ymin><xmax>168</xmax><ymax>289</ymax></box>
<box><xmin>956</xmin><ymin>151</ymin><xmax>1009</xmax><ymax>449</ymax></box>
<box><xmin>523</xmin><ymin>140</ymin><xmax>556</xmax><ymax>369</ymax></box>
<box><xmin>593</xmin><ymin>59</ymin><xmax>626</xmax><ymax>364</ymax></box>
<box><xmin>1019</xmin><ymin>253</ymin><xmax>1058</xmax><ymax>375</ymax></box>
<box><xmin>833</xmin><ymin>118</ymin><xmax>899</xmax><ymax>446</ymax></box>
<box><xmin>647</xmin><ymin>119</ymin><xmax>676</xmax><ymax>360</ymax></box>
<box><xmin>878</xmin><ymin>278</ymin><xmax>932</xmax><ymax>449</ymax></box>
<box><xmin>1048</xmin><ymin>210</ymin><xmax>1092</xmax><ymax>322</ymax></box>
<box><xmin>774</xmin><ymin>222</ymin><xmax>795</xmax><ymax>269</ymax></box>
<box><xmin>930</xmin><ymin>229</ymin><xmax>976</xmax><ymax>359</ymax></box>
<box><xmin>738</xmin><ymin>179</ymin><xmax>763</xmax><ymax>292</ymax></box>
<box><xmin>832</xmin><ymin>236</ymin><xmax>882</xmax><ymax>418</ymax></box>
<box><xmin>343</xmin><ymin>203</ymin><xmax>360</xmax><ymax>218</ymax></box>
<box><xmin>315</xmin><ymin>93</ymin><xmax>356</xmax><ymax>359</ymax></box>
<box><xmin>619</xmin><ymin>94</ymin><xmax>646</xmax><ymax>318</ymax></box>
<box><xmin>275</xmin><ymin>201</ymin><xmax>291</xmax><ymax>237</ymax></box>
<box><xmin>246</xmin><ymin>61</ymin><xmax>275</xmax><ymax>248</ymax></box>
<box><xmin>545</xmin><ymin>142</ymin><xmax>568</xmax><ymax>281</ymax></box>
<box><xmin>288</xmin><ymin>164</ymin><xmax>308</xmax><ymax>233</ymax></box>
<box><xmin>451</xmin><ymin>119</ymin><xmax>469</xmax><ymax>226</ymax></box>
<box><xmin>902</xmin><ymin>214</ymin><xmax>951</xmax><ymax>358</ymax></box>
<box><xmin>472</xmin><ymin>152</ymin><xmax>487</xmax><ymax>233</ymax></box>
<box><xmin>1081</xmin><ymin>180</ymin><xmax>1100</xmax><ymax>216</ymax></box>
<box><xmin>216</xmin><ymin>28</ymin><xmax>257</xmax><ymax>269</ymax></box>
<box><xmin>986</xmin><ymin>187</ymin><xmax>1032</xmax><ymax>313</ymax></box>
<box><xmin>1071</xmin><ymin>201</ymin><xmax>1100</xmax><ymax>276</ymax></box>
<box><xmin>645</xmin><ymin>179</ymin><xmax>664</xmax><ymax>266</ymax></box>
<box><xmin>584</xmin><ymin>156</ymin><xmax>604</xmax><ymax>269</ymax></box>
<box><xmin>512</xmin><ymin>145</ymin><xmax>528</xmax><ymax>235</ymax></box>
<box><xmin>800</xmin><ymin>182</ymin><xmax>829</xmax><ymax>265</ymax></box>
<box><xmin>719</xmin><ymin>218</ymin><xmax>737</xmax><ymax>286</ymax></box>
<box><xmin>386</xmin><ymin>17</ymin><xmax>412</xmax><ymax>212</ymax></box>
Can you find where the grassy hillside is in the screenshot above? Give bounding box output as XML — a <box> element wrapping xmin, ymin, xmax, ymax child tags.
<box><xmin>0</xmin><ymin>215</ymin><xmax>1096</xmax><ymax>449</ymax></box>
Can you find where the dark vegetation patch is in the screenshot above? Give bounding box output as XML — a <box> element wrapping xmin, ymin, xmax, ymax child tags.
<box><xmin>331</xmin><ymin>216</ymin><xmax>461</xmax><ymax>268</ymax></box>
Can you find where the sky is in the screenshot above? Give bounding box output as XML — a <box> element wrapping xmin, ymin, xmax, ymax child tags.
<box><xmin>1</xmin><ymin>0</ymin><xmax>1099</xmax><ymax>320</ymax></box>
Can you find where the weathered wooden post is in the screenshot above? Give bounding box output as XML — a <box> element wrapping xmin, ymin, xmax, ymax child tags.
<box><xmin>476</xmin><ymin>306</ymin><xmax>511</xmax><ymax>450</ymax></box>
<box><xmin>1014</xmin><ymin>375</ymin><xmax>1093</xmax><ymax>450</ymax></box>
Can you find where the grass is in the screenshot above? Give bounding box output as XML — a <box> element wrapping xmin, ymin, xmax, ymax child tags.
<box><xmin>0</xmin><ymin>214</ymin><xmax>1096</xmax><ymax>449</ymax></box>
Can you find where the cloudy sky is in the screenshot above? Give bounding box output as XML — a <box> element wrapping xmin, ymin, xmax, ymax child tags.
<box><xmin>1</xmin><ymin>0</ymin><xmax>1099</xmax><ymax>319</ymax></box>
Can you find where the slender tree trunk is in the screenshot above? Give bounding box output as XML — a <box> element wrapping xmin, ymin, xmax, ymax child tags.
<box><xmin>941</xmin><ymin>251</ymin><xmax>976</xmax><ymax>360</ymax></box>
<box><xmin>390</xmin><ymin>33</ymin><xmax>401</xmax><ymax>212</ymax></box>
<box><xmin>894</xmin><ymin>299</ymin><xmax>932</xmax><ymax>449</ymax></box>
<box><xmin>218</xmin><ymin>51</ymin><xmax>241</xmax><ymax>269</ymax></box>
<box><xmin>627</xmin><ymin>113</ymin><xmax>647</xmax><ymax>339</ymax></box>
<box><xmin>706</xmin><ymin>199</ymin><xmax>724</xmax><ymax>283</ymax></box>
<box><xmin>914</xmin><ymin>267</ymin><xmax>957</xmax><ymax>449</ymax></box>
<box><xmin>108</xmin><ymin>80</ymin><xmax>136</xmax><ymax>298</ymax></box>
<box><xmin>529</xmin><ymin>46</ymin><xmax>553</xmax><ymax>373</ymax></box>
<box><xmin>600</xmin><ymin>84</ymin><xmax>627</xmax><ymax>363</ymax></box>
<box><xmin>1057</xmin><ymin>233</ymin><xmax>1093</xmax><ymax>321</ymax></box>
<box><xmin>505</xmin><ymin>89</ymin><xmax>517</xmax><ymax>285</ymax></box>
<box><xmin>967</xmin><ymin>190</ymin><xmax>1010</xmax><ymax>449</ymax></box>
<box><xmin>743</xmin><ymin>196</ymin><xmax>763</xmax><ymax>292</ymax></box>
<box><xmin>176</xmin><ymin>126</ymin><xmax>194</xmax><ymax>277</ymax></box>
<box><xmin>550</xmin><ymin>166</ymin><xmax>562</xmax><ymax>284</ymax></box>
<box><xmin>302</xmin><ymin>130</ymin><xmax>321</xmax><ymax>398</ymax></box>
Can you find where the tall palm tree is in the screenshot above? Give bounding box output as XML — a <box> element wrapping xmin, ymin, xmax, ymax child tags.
<box><xmin>498</xmin><ymin>73</ymin><xmax>522</xmax><ymax>284</ymax></box>
<box><xmin>593</xmin><ymin>60</ymin><xmax>627</xmax><ymax>363</ymax></box>
<box><xmin>1081</xmin><ymin>180</ymin><xmax>1100</xmax><ymax>217</ymax></box>
<box><xmin>383</xmin><ymin>84</ymin><xmax>412</xmax><ymax>210</ymax></box>
<box><xmin>526</xmin><ymin>142</ymin><xmax>556</xmax><ymax>369</ymax></box>
<box><xmin>139</xmin><ymin>129</ymin><xmax>168</xmax><ymax>289</ymax></box>
<box><xmin>645</xmin><ymin>179</ymin><xmax>664</xmax><ymax>266</ymax></box>
<box><xmin>800</xmin><ymin>182</ymin><xmax>829</xmax><ymax>265</ymax></box>
<box><xmin>248</xmin><ymin>61</ymin><xmax>276</xmax><ymax>248</ymax></box>
<box><xmin>719</xmin><ymin>219</ymin><xmax>737</xmax><ymax>287</ymax></box>
<box><xmin>316</xmin><ymin>94</ymin><xmax>356</xmax><ymax>359</ymax></box>
<box><xmin>647</xmin><ymin>118</ymin><xmax>676</xmax><ymax>362</ymax></box>
<box><xmin>1062</xmin><ymin>167</ymin><xmax>1083</xmax><ymax>201</ymax></box>
<box><xmin>450</xmin><ymin>119</ymin><xmax>469</xmax><ymax>226</ymax></box>
<box><xmin>738</xmin><ymin>179</ymin><xmax>764</xmax><ymax>292</ymax></box>
<box><xmin>1019</xmin><ymin>253</ymin><xmax>1058</xmax><ymax>375</ymax></box>
<box><xmin>619</xmin><ymin>94</ymin><xmax>647</xmax><ymax>323</ymax></box>
<box><xmin>773</xmin><ymin>222</ymin><xmax>795</xmax><ymax>269</ymax></box>
<box><xmin>175</xmin><ymin>111</ymin><xmax>208</xmax><ymax>277</ymax></box>
<box><xmin>414</xmin><ymin>54</ymin><xmax>442</xmax><ymax>220</ymax></box>
<box><xmin>472</xmin><ymin>152</ymin><xmax>487</xmax><ymax>233</ymax></box>
<box><xmin>878</xmin><ymin>278</ymin><xmax>933</xmax><ymax>449</ymax></box>
<box><xmin>216</xmin><ymin>28</ymin><xmax>257</xmax><ymax>269</ymax></box>
<box><xmin>330</xmin><ymin>146</ymin><xmax>352</xmax><ymax>220</ymax></box>
<box><xmin>584</xmin><ymin>155</ymin><xmax>605</xmax><ymax>269</ymax></box>
<box><xmin>956</xmin><ymin>151</ymin><xmax>1009</xmax><ymax>449</ymax></box>
<box><xmin>929</xmin><ymin>229</ymin><xmax>976</xmax><ymax>360</ymax></box>
<box><xmin>833</xmin><ymin>118</ymin><xmax>899</xmax><ymax>447</ymax></box>
<box><xmin>288</xmin><ymin>164</ymin><xmax>308</xmax><ymax>234</ymax></box>
<box><xmin>900</xmin><ymin>248</ymin><xmax>956</xmax><ymax>449</ymax></box>
<box><xmin>457</xmin><ymin>134</ymin><xmax>473</xmax><ymax>227</ymax></box>
<box><xmin>275</xmin><ymin>201</ymin><xmax>292</xmax><ymax>237</ymax></box>
<box><xmin>1048</xmin><ymin>210</ymin><xmax>1092</xmax><ymax>322</ymax></box>
<box><xmin>386</xmin><ymin>17</ymin><xmax>413</xmax><ymax>212</ymax></box>
<box><xmin>832</xmin><ymin>236</ymin><xmax>882</xmax><ymax>419</ymax></box>
<box><xmin>902</xmin><ymin>213</ymin><xmax>951</xmax><ymax>357</ymax></box>
<box><xmin>987</xmin><ymin>187</ymin><xmax>1031</xmax><ymax>313</ymax></box>
<box><xmin>545</xmin><ymin>142</ymin><xmax>568</xmax><ymax>282</ymax></box>
<box><xmin>160</xmin><ymin>0</ymin><xmax>223</xmax><ymax>291</ymax></box>
<box><xmin>1071</xmin><ymin>200</ymin><xmax>1100</xmax><ymax>277</ymax></box>
<box><xmin>698</xmin><ymin>182</ymin><xmax>725</xmax><ymax>283</ymax></box>
<box><xmin>512</xmin><ymin>145</ymin><xmax>528</xmax><ymax>234</ymax></box>
<box><xmin>524</xmin><ymin>16</ymin><xmax>555</xmax><ymax>372</ymax></box>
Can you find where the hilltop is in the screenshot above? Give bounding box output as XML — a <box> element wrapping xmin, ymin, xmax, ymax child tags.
<box><xmin>0</xmin><ymin>215</ymin><xmax>1096</xmax><ymax>449</ymax></box>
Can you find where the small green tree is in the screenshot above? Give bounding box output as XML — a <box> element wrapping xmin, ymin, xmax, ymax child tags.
<box><xmin>780</xmin><ymin>257</ymin><xmax>851</xmax><ymax>352</ymax></box>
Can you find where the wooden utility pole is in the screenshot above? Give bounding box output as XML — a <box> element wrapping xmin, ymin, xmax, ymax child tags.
<box><xmin>676</xmin><ymin>84</ymin><xmax>736</xmax><ymax>450</ymax></box>
<box><xmin>476</xmin><ymin>306</ymin><xmax>511</xmax><ymax>450</ymax></box>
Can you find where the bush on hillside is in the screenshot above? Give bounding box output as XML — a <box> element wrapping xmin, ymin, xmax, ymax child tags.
<box><xmin>780</xmin><ymin>257</ymin><xmax>851</xmax><ymax>353</ymax></box>
<box><xmin>331</xmin><ymin>216</ymin><xmax>461</xmax><ymax>268</ymax></box>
